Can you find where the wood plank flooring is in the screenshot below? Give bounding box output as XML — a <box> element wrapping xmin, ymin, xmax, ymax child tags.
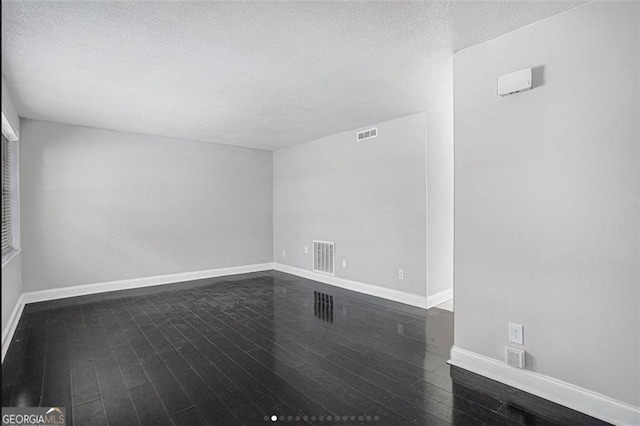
<box><xmin>1</xmin><ymin>271</ymin><xmax>610</xmax><ymax>425</ymax></box>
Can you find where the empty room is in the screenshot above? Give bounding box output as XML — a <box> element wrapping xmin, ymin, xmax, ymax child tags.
<box><xmin>1</xmin><ymin>1</ymin><xmax>638</xmax><ymax>425</ymax></box>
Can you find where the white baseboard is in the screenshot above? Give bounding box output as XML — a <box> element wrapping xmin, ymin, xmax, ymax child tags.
<box><xmin>1</xmin><ymin>293</ymin><xmax>25</xmax><ymax>362</ymax></box>
<box><xmin>449</xmin><ymin>346</ymin><xmax>640</xmax><ymax>426</ymax></box>
<box><xmin>273</xmin><ymin>263</ymin><xmax>428</xmax><ymax>309</ymax></box>
<box><xmin>21</xmin><ymin>263</ymin><xmax>275</xmax><ymax>305</ymax></box>
<box><xmin>1</xmin><ymin>263</ymin><xmax>274</xmax><ymax>362</ymax></box>
<box><xmin>5</xmin><ymin>265</ymin><xmax>637</xmax><ymax>426</ymax></box>
<box><xmin>426</xmin><ymin>288</ymin><xmax>453</xmax><ymax>309</ymax></box>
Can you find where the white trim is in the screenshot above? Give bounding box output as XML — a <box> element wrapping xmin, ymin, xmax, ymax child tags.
<box><xmin>2</xmin><ymin>263</ymin><xmax>273</xmax><ymax>363</ymax></box>
<box><xmin>426</xmin><ymin>288</ymin><xmax>453</xmax><ymax>309</ymax></box>
<box><xmin>21</xmin><ymin>263</ymin><xmax>275</xmax><ymax>305</ymax></box>
<box><xmin>2</xmin><ymin>262</ymin><xmax>429</xmax><ymax>360</ymax></box>
<box><xmin>1</xmin><ymin>130</ymin><xmax>21</xmax><ymax>261</ymax></box>
<box><xmin>449</xmin><ymin>346</ymin><xmax>640</xmax><ymax>426</ymax></box>
<box><xmin>274</xmin><ymin>262</ymin><xmax>428</xmax><ymax>309</ymax></box>
<box><xmin>1</xmin><ymin>74</ymin><xmax>20</xmax><ymax>140</ymax></box>
<box><xmin>425</xmin><ymin>113</ymin><xmax>430</xmax><ymax>308</ymax></box>
<box><xmin>1</xmin><ymin>247</ymin><xmax>21</xmax><ymax>268</ymax></box>
<box><xmin>1</xmin><ymin>293</ymin><xmax>25</xmax><ymax>362</ymax></box>
<box><xmin>1</xmin><ymin>111</ymin><xmax>19</xmax><ymax>142</ymax></box>
<box><xmin>9</xmin><ymin>135</ymin><xmax>20</xmax><ymax>250</ymax></box>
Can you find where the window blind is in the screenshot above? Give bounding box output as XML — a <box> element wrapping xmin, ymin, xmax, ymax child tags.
<box><xmin>1</xmin><ymin>134</ymin><xmax>12</xmax><ymax>256</ymax></box>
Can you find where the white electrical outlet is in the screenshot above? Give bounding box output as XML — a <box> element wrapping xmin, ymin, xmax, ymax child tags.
<box><xmin>282</xmin><ymin>249</ymin><xmax>286</xmax><ymax>257</ymax></box>
<box><xmin>509</xmin><ymin>323</ymin><xmax>524</xmax><ymax>345</ymax></box>
<box><xmin>398</xmin><ymin>269</ymin><xmax>404</xmax><ymax>280</ymax></box>
<box><xmin>342</xmin><ymin>260</ymin><xmax>347</xmax><ymax>268</ymax></box>
<box><xmin>304</xmin><ymin>246</ymin><xmax>309</xmax><ymax>254</ymax></box>
<box><xmin>506</xmin><ymin>347</ymin><xmax>526</xmax><ymax>368</ymax></box>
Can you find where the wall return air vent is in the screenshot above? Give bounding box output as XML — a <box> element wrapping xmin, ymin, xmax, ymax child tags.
<box><xmin>313</xmin><ymin>240</ymin><xmax>335</xmax><ymax>275</ymax></box>
<box><xmin>356</xmin><ymin>127</ymin><xmax>378</xmax><ymax>141</ymax></box>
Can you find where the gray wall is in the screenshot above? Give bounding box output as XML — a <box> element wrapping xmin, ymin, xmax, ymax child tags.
<box><xmin>273</xmin><ymin>113</ymin><xmax>427</xmax><ymax>297</ymax></box>
<box><xmin>427</xmin><ymin>113</ymin><xmax>454</xmax><ymax>297</ymax></box>
<box><xmin>454</xmin><ymin>1</ymin><xmax>639</xmax><ymax>406</ymax></box>
<box><xmin>20</xmin><ymin>120</ymin><xmax>273</xmax><ymax>292</ymax></box>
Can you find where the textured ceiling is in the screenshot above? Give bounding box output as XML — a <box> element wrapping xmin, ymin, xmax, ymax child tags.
<box><xmin>1</xmin><ymin>1</ymin><xmax>584</xmax><ymax>150</ymax></box>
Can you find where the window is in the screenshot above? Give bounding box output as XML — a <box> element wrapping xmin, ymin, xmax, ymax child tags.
<box><xmin>1</xmin><ymin>133</ymin><xmax>17</xmax><ymax>259</ymax></box>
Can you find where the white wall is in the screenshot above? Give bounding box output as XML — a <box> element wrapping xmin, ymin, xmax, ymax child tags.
<box><xmin>20</xmin><ymin>120</ymin><xmax>273</xmax><ymax>292</ymax></box>
<box><xmin>273</xmin><ymin>113</ymin><xmax>427</xmax><ymax>297</ymax></box>
<box><xmin>454</xmin><ymin>0</ymin><xmax>639</xmax><ymax>410</ymax></box>
<box><xmin>427</xmin><ymin>113</ymin><xmax>453</xmax><ymax>298</ymax></box>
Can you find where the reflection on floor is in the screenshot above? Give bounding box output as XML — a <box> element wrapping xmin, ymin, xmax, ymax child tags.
<box><xmin>2</xmin><ymin>271</ymin><xmax>610</xmax><ymax>425</ymax></box>
<box><xmin>434</xmin><ymin>299</ymin><xmax>453</xmax><ymax>312</ymax></box>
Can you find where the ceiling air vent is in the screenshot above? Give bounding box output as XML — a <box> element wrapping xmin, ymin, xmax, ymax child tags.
<box><xmin>356</xmin><ymin>127</ymin><xmax>378</xmax><ymax>142</ymax></box>
<box><xmin>313</xmin><ymin>240</ymin><xmax>335</xmax><ymax>275</ymax></box>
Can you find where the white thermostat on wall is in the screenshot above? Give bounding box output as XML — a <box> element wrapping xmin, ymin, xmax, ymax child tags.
<box><xmin>497</xmin><ymin>68</ymin><xmax>532</xmax><ymax>96</ymax></box>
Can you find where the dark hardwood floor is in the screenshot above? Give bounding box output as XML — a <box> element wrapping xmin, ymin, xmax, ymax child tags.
<box><xmin>2</xmin><ymin>271</ymin><xmax>610</xmax><ymax>425</ymax></box>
